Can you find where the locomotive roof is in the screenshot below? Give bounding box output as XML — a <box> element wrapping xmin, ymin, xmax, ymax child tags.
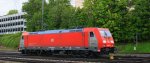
<box><xmin>29</xmin><ymin>29</ymin><xmax>83</xmax><ymax>34</ymax></box>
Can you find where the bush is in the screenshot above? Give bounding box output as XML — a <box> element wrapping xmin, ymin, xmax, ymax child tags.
<box><xmin>0</xmin><ymin>33</ymin><xmax>21</xmax><ymax>48</ymax></box>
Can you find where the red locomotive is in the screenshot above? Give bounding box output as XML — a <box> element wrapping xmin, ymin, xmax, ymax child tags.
<box><xmin>19</xmin><ymin>27</ymin><xmax>115</xmax><ymax>57</ymax></box>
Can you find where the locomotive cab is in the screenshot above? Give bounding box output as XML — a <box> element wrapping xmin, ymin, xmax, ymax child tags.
<box><xmin>18</xmin><ymin>32</ymin><xmax>28</xmax><ymax>54</ymax></box>
<box><xmin>99</xmin><ymin>28</ymin><xmax>115</xmax><ymax>54</ymax></box>
<box><xmin>84</xmin><ymin>28</ymin><xmax>115</xmax><ymax>54</ymax></box>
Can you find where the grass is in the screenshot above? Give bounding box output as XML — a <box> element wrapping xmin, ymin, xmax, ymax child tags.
<box><xmin>116</xmin><ymin>41</ymin><xmax>150</xmax><ymax>53</ymax></box>
<box><xmin>0</xmin><ymin>33</ymin><xmax>21</xmax><ymax>49</ymax></box>
<box><xmin>0</xmin><ymin>46</ymin><xmax>16</xmax><ymax>51</ymax></box>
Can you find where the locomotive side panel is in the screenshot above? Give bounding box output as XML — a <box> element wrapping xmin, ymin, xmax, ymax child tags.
<box><xmin>42</xmin><ymin>33</ymin><xmax>61</xmax><ymax>47</ymax></box>
<box><xmin>24</xmin><ymin>35</ymin><xmax>28</xmax><ymax>48</ymax></box>
<box><xmin>25</xmin><ymin>32</ymin><xmax>85</xmax><ymax>48</ymax></box>
<box><xmin>42</xmin><ymin>32</ymin><xmax>84</xmax><ymax>47</ymax></box>
<box><xmin>60</xmin><ymin>32</ymin><xmax>84</xmax><ymax>47</ymax></box>
<box><xmin>27</xmin><ymin>34</ymin><xmax>42</xmax><ymax>47</ymax></box>
<box><xmin>83</xmin><ymin>32</ymin><xmax>89</xmax><ymax>48</ymax></box>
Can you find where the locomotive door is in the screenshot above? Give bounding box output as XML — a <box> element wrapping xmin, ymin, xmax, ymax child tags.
<box><xmin>89</xmin><ymin>32</ymin><xmax>98</xmax><ymax>50</ymax></box>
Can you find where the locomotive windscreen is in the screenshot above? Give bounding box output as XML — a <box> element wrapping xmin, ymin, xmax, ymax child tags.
<box><xmin>100</xmin><ymin>30</ymin><xmax>112</xmax><ymax>37</ymax></box>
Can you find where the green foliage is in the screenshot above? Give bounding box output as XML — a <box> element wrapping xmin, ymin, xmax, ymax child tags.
<box><xmin>47</xmin><ymin>0</ymin><xmax>74</xmax><ymax>29</ymax></box>
<box><xmin>22</xmin><ymin>0</ymin><xmax>150</xmax><ymax>43</ymax></box>
<box><xmin>0</xmin><ymin>33</ymin><xmax>21</xmax><ymax>48</ymax></box>
<box><xmin>82</xmin><ymin>0</ymin><xmax>150</xmax><ymax>42</ymax></box>
<box><xmin>23</xmin><ymin>0</ymin><xmax>74</xmax><ymax>31</ymax></box>
<box><xmin>82</xmin><ymin>0</ymin><xmax>130</xmax><ymax>42</ymax></box>
<box><xmin>7</xmin><ymin>9</ymin><xmax>18</xmax><ymax>15</ymax></box>
<box><xmin>23</xmin><ymin>0</ymin><xmax>43</xmax><ymax>31</ymax></box>
<box><xmin>132</xmin><ymin>0</ymin><xmax>150</xmax><ymax>40</ymax></box>
<box><xmin>116</xmin><ymin>41</ymin><xmax>150</xmax><ymax>53</ymax></box>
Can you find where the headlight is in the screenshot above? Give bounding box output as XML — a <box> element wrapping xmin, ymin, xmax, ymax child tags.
<box><xmin>110</xmin><ymin>40</ymin><xmax>114</xmax><ymax>43</ymax></box>
<box><xmin>103</xmin><ymin>40</ymin><xmax>106</xmax><ymax>43</ymax></box>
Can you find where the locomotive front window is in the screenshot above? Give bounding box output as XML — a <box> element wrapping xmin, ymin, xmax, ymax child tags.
<box><xmin>100</xmin><ymin>30</ymin><xmax>112</xmax><ymax>37</ymax></box>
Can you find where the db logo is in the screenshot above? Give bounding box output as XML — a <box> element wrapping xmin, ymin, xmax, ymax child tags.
<box><xmin>51</xmin><ymin>38</ymin><xmax>54</xmax><ymax>42</ymax></box>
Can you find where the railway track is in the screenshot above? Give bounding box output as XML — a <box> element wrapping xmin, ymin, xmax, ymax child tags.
<box><xmin>0</xmin><ymin>51</ymin><xmax>149</xmax><ymax>63</ymax></box>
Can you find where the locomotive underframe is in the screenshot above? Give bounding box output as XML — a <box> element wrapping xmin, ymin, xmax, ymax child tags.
<box><xmin>19</xmin><ymin>47</ymin><xmax>115</xmax><ymax>57</ymax></box>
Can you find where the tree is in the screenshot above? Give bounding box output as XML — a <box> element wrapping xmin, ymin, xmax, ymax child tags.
<box><xmin>47</xmin><ymin>0</ymin><xmax>74</xmax><ymax>29</ymax></box>
<box><xmin>82</xmin><ymin>0</ymin><xmax>150</xmax><ymax>42</ymax></box>
<box><xmin>132</xmin><ymin>0</ymin><xmax>150</xmax><ymax>41</ymax></box>
<box><xmin>7</xmin><ymin>10</ymin><xmax>18</xmax><ymax>15</ymax></box>
<box><xmin>83</xmin><ymin>0</ymin><xmax>130</xmax><ymax>42</ymax></box>
<box><xmin>22</xmin><ymin>0</ymin><xmax>149</xmax><ymax>42</ymax></box>
<box><xmin>23</xmin><ymin>0</ymin><xmax>75</xmax><ymax>31</ymax></box>
<box><xmin>23</xmin><ymin>0</ymin><xmax>46</xmax><ymax>31</ymax></box>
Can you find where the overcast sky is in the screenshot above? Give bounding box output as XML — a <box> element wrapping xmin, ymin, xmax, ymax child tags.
<box><xmin>0</xmin><ymin>0</ymin><xmax>75</xmax><ymax>16</ymax></box>
<box><xmin>0</xmin><ymin>0</ymin><xmax>28</xmax><ymax>16</ymax></box>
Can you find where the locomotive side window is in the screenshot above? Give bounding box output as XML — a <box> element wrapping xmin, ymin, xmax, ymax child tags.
<box><xmin>90</xmin><ymin>32</ymin><xmax>94</xmax><ymax>37</ymax></box>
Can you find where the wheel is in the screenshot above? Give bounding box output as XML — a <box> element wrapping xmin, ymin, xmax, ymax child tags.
<box><xmin>21</xmin><ymin>50</ymin><xmax>25</xmax><ymax>54</ymax></box>
<box><xmin>37</xmin><ymin>50</ymin><xmax>42</xmax><ymax>56</ymax></box>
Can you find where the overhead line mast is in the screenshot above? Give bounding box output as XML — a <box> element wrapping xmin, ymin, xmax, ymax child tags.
<box><xmin>42</xmin><ymin>0</ymin><xmax>44</xmax><ymax>30</ymax></box>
